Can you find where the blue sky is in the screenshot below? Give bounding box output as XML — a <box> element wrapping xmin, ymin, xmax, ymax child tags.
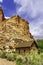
<box><xmin>0</xmin><ymin>0</ymin><xmax>43</xmax><ymax>39</ymax></box>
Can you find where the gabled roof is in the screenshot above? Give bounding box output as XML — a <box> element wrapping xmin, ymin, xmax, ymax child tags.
<box><xmin>14</xmin><ymin>39</ymin><xmax>36</xmax><ymax>48</ymax></box>
<box><xmin>14</xmin><ymin>38</ymin><xmax>38</xmax><ymax>48</ymax></box>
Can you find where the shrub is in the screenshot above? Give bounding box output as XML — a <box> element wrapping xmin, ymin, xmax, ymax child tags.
<box><xmin>13</xmin><ymin>53</ymin><xmax>18</xmax><ymax>60</ymax></box>
<box><xmin>16</xmin><ymin>55</ymin><xmax>24</xmax><ymax>65</ymax></box>
<box><xmin>6</xmin><ymin>52</ymin><xmax>15</xmax><ymax>61</ymax></box>
<box><xmin>0</xmin><ymin>51</ymin><xmax>6</xmax><ymax>58</ymax></box>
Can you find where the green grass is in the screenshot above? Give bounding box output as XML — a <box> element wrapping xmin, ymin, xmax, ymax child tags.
<box><xmin>37</xmin><ymin>39</ymin><xmax>43</xmax><ymax>52</ymax></box>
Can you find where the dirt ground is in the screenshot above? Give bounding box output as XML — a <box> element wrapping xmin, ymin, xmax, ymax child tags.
<box><xmin>0</xmin><ymin>58</ymin><xmax>16</xmax><ymax>65</ymax></box>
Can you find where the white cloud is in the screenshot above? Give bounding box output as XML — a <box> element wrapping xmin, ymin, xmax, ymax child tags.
<box><xmin>30</xmin><ymin>18</ymin><xmax>43</xmax><ymax>39</ymax></box>
<box><xmin>0</xmin><ymin>0</ymin><xmax>3</xmax><ymax>2</ymax></box>
<box><xmin>14</xmin><ymin>0</ymin><xmax>43</xmax><ymax>18</ymax></box>
<box><xmin>5</xmin><ymin>16</ymin><xmax>10</xmax><ymax>19</ymax></box>
<box><xmin>14</xmin><ymin>0</ymin><xmax>43</xmax><ymax>39</ymax></box>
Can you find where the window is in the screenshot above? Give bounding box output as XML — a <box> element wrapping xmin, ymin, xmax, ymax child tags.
<box><xmin>19</xmin><ymin>49</ymin><xmax>20</xmax><ymax>54</ymax></box>
<box><xmin>24</xmin><ymin>49</ymin><xmax>25</xmax><ymax>53</ymax></box>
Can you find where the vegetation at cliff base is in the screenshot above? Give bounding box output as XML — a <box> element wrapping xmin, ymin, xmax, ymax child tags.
<box><xmin>0</xmin><ymin>51</ymin><xmax>43</xmax><ymax>65</ymax></box>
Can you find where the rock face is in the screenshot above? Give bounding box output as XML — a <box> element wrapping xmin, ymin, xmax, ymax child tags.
<box><xmin>0</xmin><ymin>7</ymin><xmax>38</xmax><ymax>53</ymax></box>
<box><xmin>0</xmin><ymin>7</ymin><xmax>4</xmax><ymax>22</ymax></box>
<box><xmin>0</xmin><ymin>15</ymin><xmax>33</xmax><ymax>46</ymax></box>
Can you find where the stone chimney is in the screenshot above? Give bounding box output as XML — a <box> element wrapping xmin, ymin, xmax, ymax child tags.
<box><xmin>0</xmin><ymin>7</ymin><xmax>4</xmax><ymax>22</ymax></box>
